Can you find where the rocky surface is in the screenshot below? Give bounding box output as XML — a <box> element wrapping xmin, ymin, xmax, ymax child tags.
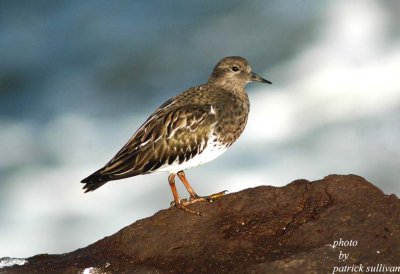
<box><xmin>2</xmin><ymin>174</ymin><xmax>400</xmax><ymax>274</ymax></box>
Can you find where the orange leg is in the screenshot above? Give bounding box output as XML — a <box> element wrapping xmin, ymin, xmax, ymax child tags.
<box><xmin>177</xmin><ymin>171</ymin><xmax>227</xmax><ymax>205</ymax></box>
<box><xmin>168</xmin><ymin>174</ymin><xmax>181</xmax><ymax>205</ymax></box>
<box><xmin>168</xmin><ymin>174</ymin><xmax>201</xmax><ymax>215</ymax></box>
<box><xmin>177</xmin><ymin>171</ymin><xmax>199</xmax><ymax>199</ymax></box>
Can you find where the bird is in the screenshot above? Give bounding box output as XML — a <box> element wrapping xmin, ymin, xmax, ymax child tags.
<box><xmin>81</xmin><ymin>56</ymin><xmax>271</xmax><ymax>215</ymax></box>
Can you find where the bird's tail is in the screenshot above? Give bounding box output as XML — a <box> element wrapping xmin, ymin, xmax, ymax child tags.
<box><xmin>81</xmin><ymin>171</ymin><xmax>112</xmax><ymax>193</ymax></box>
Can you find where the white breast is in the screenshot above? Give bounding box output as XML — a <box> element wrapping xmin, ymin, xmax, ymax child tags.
<box><xmin>156</xmin><ymin>136</ymin><xmax>228</xmax><ymax>174</ymax></box>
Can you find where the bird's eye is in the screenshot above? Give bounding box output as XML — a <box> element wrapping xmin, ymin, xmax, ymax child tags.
<box><xmin>231</xmin><ymin>66</ymin><xmax>239</xmax><ymax>72</ymax></box>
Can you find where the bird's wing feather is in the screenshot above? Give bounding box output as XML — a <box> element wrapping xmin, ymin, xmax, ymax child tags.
<box><xmin>97</xmin><ymin>103</ymin><xmax>216</xmax><ymax>179</ymax></box>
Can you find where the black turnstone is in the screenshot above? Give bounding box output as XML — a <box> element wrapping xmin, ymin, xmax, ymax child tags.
<box><xmin>81</xmin><ymin>56</ymin><xmax>271</xmax><ymax>215</ymax></box>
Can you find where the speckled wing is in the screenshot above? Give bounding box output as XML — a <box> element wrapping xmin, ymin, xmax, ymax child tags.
<box><xmin>81</xmin><ymin>103</ymin><xmax>217</xmax><ymax>191</ymax></box>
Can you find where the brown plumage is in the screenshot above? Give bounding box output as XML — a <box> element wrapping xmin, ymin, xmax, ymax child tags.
<box><xmin>81</xmin><ymin>56</ymin><xmax>271</xmax><ymax>214</ymax></box>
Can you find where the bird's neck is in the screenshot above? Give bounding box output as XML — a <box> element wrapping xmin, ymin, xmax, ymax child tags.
<box><xmin>207</xmin><ymin>77</ymin><xmax>246</xmax><ymax>94</ymax></box>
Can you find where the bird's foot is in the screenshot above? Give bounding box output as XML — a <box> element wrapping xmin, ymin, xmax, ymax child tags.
<box><xmin>183</xmin><ymin>190</ymin><xmax>228</xmax><ymax>205</ymax></box>
<box><xmin>170</xmin><ymin>201</ymin><xmax>202</xmax><ymax>216</ymax></box>
<box><xmin>169</xmin><ymin>190</ymin><xmax>228</xmax><ymax>216</ymax></box>
<box><xmin>177</xmin><ymin>202</ymin><xmax>202</xmax><ymax>216</ymax></box>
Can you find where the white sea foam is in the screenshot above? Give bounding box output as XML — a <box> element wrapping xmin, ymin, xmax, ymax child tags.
<box><xmin>0</xmin><ymin>257</ymin><xmax>27</xmax><ymax>268</ymax></box>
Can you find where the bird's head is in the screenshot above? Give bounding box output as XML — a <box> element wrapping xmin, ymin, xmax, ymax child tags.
<box><xmin>208</xmin><ymin>56</ymin><xmax>271</xmax><ymax>90</ymax></box>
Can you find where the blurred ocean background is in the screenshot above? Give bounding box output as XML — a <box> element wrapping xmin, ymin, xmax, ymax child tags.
<box><xmin>1</xmin><ymin>0</ymin><xmax>399</xmax><ymax>258</ymax></box>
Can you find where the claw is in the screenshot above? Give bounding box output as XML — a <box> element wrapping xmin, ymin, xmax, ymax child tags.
<box><xmin>183</xmin><ymin>190</ymin><xmax>228</xmax><ymax>205</ymax></box>
<box><xmin>175</xmin><ymin>202</ymin><xmax>202</xmax><ymax>216</ymax></box>
<box><xmin>209</xmin><ymin>190</ymin><xmax>228</xmax><ymax>199</ymax></box>
<box><xmin>169</xmin><ymin>172</ymin><xmax>227</xmax><ymax>216</ymax></box>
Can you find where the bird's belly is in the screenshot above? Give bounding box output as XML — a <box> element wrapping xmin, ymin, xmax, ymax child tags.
<box><xmin>156</xmin><ymin>138</ymin><xmax>228</xmax><ymax>174</ymax></box>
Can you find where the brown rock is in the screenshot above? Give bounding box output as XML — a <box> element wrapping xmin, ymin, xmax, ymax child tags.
<box><xmin>2</xmin><ymin>174</ymin><xmax>400</xmax><ymax>273</ymax></box>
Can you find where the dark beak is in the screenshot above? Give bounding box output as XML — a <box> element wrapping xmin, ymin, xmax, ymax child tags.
<box><xmin>250</xmin><ymin>72</ymin><xmax>271</xmax><ymax>84</ymax></box>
